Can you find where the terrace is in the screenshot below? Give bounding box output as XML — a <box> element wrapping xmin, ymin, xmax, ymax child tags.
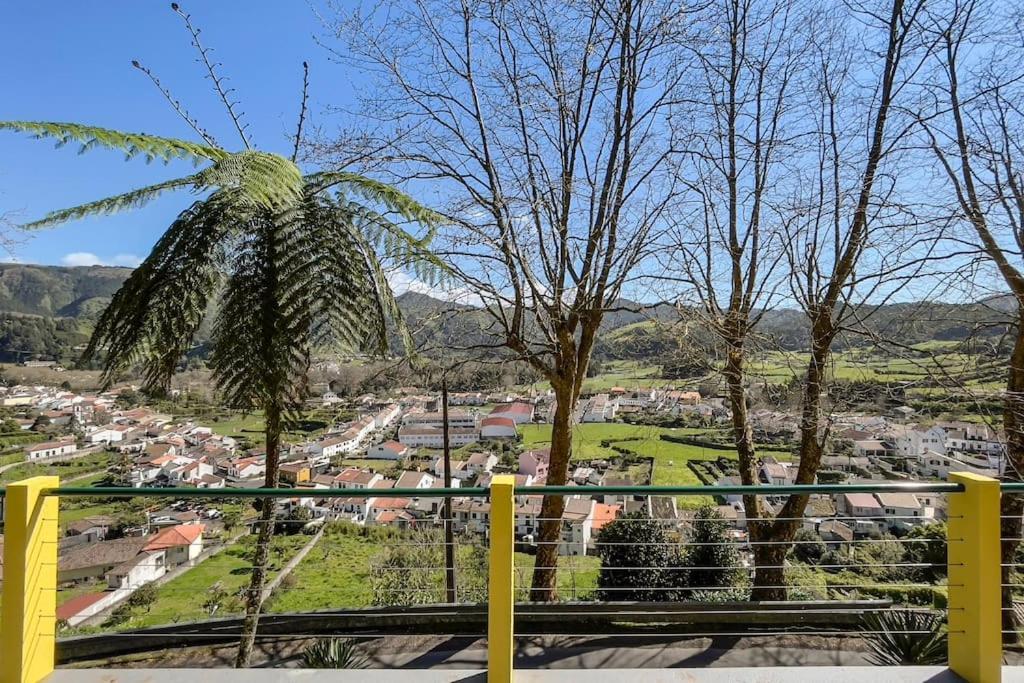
<box><xmin>0</xmin><ymin>473</ymin><xmax>1019</xmax><ymax>682</ymax></box>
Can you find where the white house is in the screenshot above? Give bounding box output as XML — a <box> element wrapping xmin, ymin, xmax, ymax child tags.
<box><xmin>367</xmin><ymin>440</ymin><xmax>410</xmax><ymax>460</ymax></box>
<box><xmin>403</xmin><ymin>411</ymin><xmax>478</xmax><ymax>429</ymax></box>
<box><xmin>107</xmin><ymin>549</ymin><xmax>166</xmax><ymax>590</ymax></box>
<box><xmin>520</xmin><ymin>449</ymin><xmax>550</xmax><ymax>480</ymax></box>
<box><xmin>143</xmin><ymin>524</ymin><xmax>204</xmax><ymax>568</ymax></box>
<box><xmin>837</xmin><ymin>492</ymin><xmax>884</xmax><ymax>518</ymax></box>
<box><xmin>480</xmin><ymin>416</ymin><xmax>518</xmax><ymax>439</ymax></box>
<box><xmin>875</xmin><ymin>492</ymin><xmax>932</xmax><ymax>530</ymax></box>
<box><xmin>888</xmin><ymin>425</ymin><xmax>946</xmax><ymax>459</ymax></box>
<box><xmin>334</xmin><ymin>468</ymin><xmax>384</xmax><ymax>489</ymax></box>
<box><xmin>25</xmin><ymin>440</ymin><xmax>77</xmax><ymax>461</ymax></box>
<box><xmin>466</xmin><ymin>452</ymin><xmax>499</xmax><ymax>477</ymax></box>
<box><xmin>399</xmin><ymin>425</ymin><xmax>479</xmax><ymax>448</ymax></box>
<box><xmin>224</xmin><ymin>456</ymin><xmax>265</xmax><ymax>480</ymax></box>
<box><xmin>395</xmin><ymin>470</ymin><xmax>435</xmax><ymax>489</ymax></box>
<box><xmin>431</xmin><ymin>457</ymin><xmax>471</xmax><ymax>481</ymax></box>
<box><xmin>87</xmin><ymin>424</ymin><xmax>130</xmax><ymax>444</ymax></box>
<box><xmin>582</xmin><ymin>394</ymin><xmax>617</xmax><ymax>422</ymax></box>
<box><xmin>373</xmin><ymin>404</ymin><xmax>402</xmax><ymax>429</ymax></box>
<box><xmin>488</xmin><ymin>402</ymin><xmax>535</xmax><ymax>424</ymax></box>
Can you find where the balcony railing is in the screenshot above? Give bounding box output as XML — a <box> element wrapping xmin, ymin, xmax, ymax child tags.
<box><xmin>0</xmin><ymin>472</ymin><xmax>1011</xmax><ymax>682</ymax></box>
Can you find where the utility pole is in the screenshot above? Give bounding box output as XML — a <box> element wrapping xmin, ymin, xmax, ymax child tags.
<box><xmin>442</xmin><ymin>377</ymin><xmax>457</xmax><ymax>603</ymax></box>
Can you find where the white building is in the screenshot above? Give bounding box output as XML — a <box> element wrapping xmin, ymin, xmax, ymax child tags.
<box><xmin>488</xmin><ymin>402</ymin><xmax>535</xmax><ymax>424</ymax></box>
<box><xmin>398</xmin><ymin>425</ymin><xmax>478</xmax><ymax>448</ymax></box>
<box><xmin>480</xmin><ymin>416</ymin><xmax>518</xmax><ymax>439</ymax></box>
<box><xmin>582</xmin><ymin>394</ymin><xmax>617</xmax><ymax>423</ymax></box>
<box><xmin>25</xmin><ymin>440</ymin><xmax>77</xmax><ymax>461</ymax></box>
<box><xmin>367</xmin><ymin>440</ymin><xmax>410</xmax><ymax>460</ymax></box>
<box><xmin>889</xmin><ymin>425</ymin><xmax>946</xmax><ymax>459</ymax></box>
<box><xmin>403</xmin><ymin>411</ymin><xmax>479</xmax><ymax>429</ymax></box>
<box><xmin>465</xmin><ymin>452</ymin><xmax>499</xmax><ymax>476</ymax></box>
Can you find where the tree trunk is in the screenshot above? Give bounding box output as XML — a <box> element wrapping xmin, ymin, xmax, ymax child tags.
<box><xmin>1002</xmin><ymin>317</ymin><xmax>1024</xmax><ymax>643</ymax></box>
<box><xmin>752</xmin><ymin>329</ymin><xmax>830</xmax><ymax>599</ymax></box>
<box><xmin>530</xmin><ymin>383</ymin><xmax>574</xmax><ymax>601</ymax></box>
<box><xmin>235</xmin><ymin>403</ymin><xmax>282</xmax><ymax>667</ymax></box>
<box><xmin>750</xmin><ymin>544</ymin><xmax>788</xmax><ymax>601</ymax></box>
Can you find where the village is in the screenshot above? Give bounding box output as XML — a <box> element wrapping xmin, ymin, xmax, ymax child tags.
<box><xmin>0</xmin><ymin>376</ymin><xmax>1006</xmax><ymax>628</ymax></box>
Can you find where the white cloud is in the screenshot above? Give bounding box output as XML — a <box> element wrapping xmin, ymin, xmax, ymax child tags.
<box><xmin>61</xmin><ymin>252</ymin><xmax>142</xmax><ymax>268</ymax></box>
<box><xmin>386</xmin><ymin>270</ymin><xmax>481</xmax><ymax>306</ymax></box>
<box><xmin>61</xmin><ymin>252</ymin><xmax>103</xmax><ymax>266</ymax></box>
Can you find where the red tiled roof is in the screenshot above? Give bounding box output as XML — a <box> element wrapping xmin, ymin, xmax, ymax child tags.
<box><xmin>481</xmin><ymin>416</ymin><xmax>516</xmax><ymax>429</ymax></box>
<box><xmin>56</xmin><ymin>592</ymin><xmax>108</xmax><ymax>621</ymax></box>
<box><xmin>143</xmin><ymin>524</ymin><xmax>204</xmax><ymax>551</ymax></box>
<box><xmin>491</xmin><ymin>402</ymin><xmax>533</xmax><ymax>415</ymax></box>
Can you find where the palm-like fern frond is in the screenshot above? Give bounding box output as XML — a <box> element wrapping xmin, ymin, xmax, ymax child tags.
<box><xmin>308</xmin><ymin>171</ymin><xmax>447</xmax><ymax>228</ymax></box>
<box><xmin>22</xmin><ymin>174</ymin><xmax>203</xmax><ymax>229</ymax></box>
<box><xmin>0</xmin><ymin>121</ymin><xmax>227</xmax><ymax>164</ymax></box>
<box><xmin>82</xmin><ymin>191</ymin><xmax>239</xmax><ymax>391</ymax></box>
<box><xmin>200</xmin><ymin>152</ymin><xmax>304</xmax><ymax>210</ymax></box>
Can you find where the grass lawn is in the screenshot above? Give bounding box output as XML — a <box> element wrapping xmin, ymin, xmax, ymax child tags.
<box><xmin>270</xmin><ymin>527</ymin><xmax>603</xmax><ymax>611</ymax></box>
<box><xmin>200</xmin><ymin>409</ymin><xmax>329</xmax><ymax>446</ymax></box>
<box><xmin>514</xmin><ymin>553</ymin><xmax>600</xmax><ymax>601</ymax></box>
<box><xmin>269</xmin><ymin>531</ymin><xmax>378</xmax><ymax>611</ymax></box>
<box><xmin>120</xmin><ymin>533</ymin><xmax>309</xmax><ymax>628</ymax></box>
<box><xmin>338</xmin><ymin>458</ymin><xmax>399</xmax><ymax>472</ymax></box>
<box><xmin>0</xmin><ymin>451</ymin><xmax>113</xmax><ymax>485</ymax></box>
<box><xmin>0</xmin><ymin>451</ymin><xmax>25</xmax><ymax>467</ymax></box>
<box><xmin>59</xmin><ymin>503</ymin><xmax>120</xmax><ymax>528</ymax></box>
<box><xmin>57</xmin><ymin>579</ymin><xmax>107</xmax><ymax>607</ymax></box>
<box><xmin>520</xmin><ymin>423</ymin><xmax>747</xmax><ymax>508</ymax></box>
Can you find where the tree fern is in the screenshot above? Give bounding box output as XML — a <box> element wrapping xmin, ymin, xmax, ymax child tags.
<box><xmin>5</xmin><ymin>119</ymin><xmax>444</xmax><ymax>673</ymax></box>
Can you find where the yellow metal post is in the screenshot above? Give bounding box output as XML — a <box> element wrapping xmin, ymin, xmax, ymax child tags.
<box><xmin>488</xmin><ymin>474</ymin><xmax>515</xmax><ymax>683</ymax></box>
<box><xmin>1</xmin><ymin>476</ymin><xmax>59</xmax><ymax>683</ymax></box>
<box><xmin>947</xmin><ymin>471</ymin><xmax>1000</xmax><ymax>683</ymax></box>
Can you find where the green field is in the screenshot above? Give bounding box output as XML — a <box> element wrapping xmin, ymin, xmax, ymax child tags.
<box><xmin>270</xmin><ymin>527</ymin><xmax>601</xmax><ymax>611</ymax></box>
<box><xmin>518</xmin><ymin>360</ymin><xmax>674</xmax><ymax>394</ymax></box>
<box><xmin>0</xmin><ymin>451</ymin><xmax>113</xmax><ymax>485</ymax></box>
<box><xmin>117</xmin><ymin>533</ymin><xmax>309</xmax><ymax>628</ymax></box>
<box><xmin>520</xmin><ymin>423</ymin><xmax>742</xmax><ymax>507</ymax></box>
<box><xmin>747</xmin><ymin>347</ymin><xmax>1002</xmax><ymax>388</ymax></box>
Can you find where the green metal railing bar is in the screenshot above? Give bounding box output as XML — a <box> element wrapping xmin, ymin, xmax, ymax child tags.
<box><xmin>43</xmin><ymin>485</ymin><xmax>488</xmax><ymax>499</ymax></box>
<box><xmin>519</xmin><ymin>482</ymin><xmax>964</xmax><ymax>496</ymax></box>
<box><xmin>0</xmin><ymin>480</ymin><xmax>973</xmax><ymax>500</ymax></box>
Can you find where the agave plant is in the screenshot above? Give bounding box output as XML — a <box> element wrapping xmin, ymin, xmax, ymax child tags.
<box><xmin>301</xmin><ymin>638</ymin><xmax>369</xmax><ymax>669</ymax></box>
<box><xmin>861</xmin><ymin>609</ymin><xmax>947</xmax><ymax>666</ymax></box>
<box><xmin>0</xmin><ymin>10</ymin><xmax>445</xmax><ymax>668</ymax></box>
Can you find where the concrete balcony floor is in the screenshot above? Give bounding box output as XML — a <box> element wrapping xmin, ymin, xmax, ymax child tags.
<box><xmin>44</xmin><ymin>667</ymin><xmax>1024</xmax><ymax>682</ymax></box>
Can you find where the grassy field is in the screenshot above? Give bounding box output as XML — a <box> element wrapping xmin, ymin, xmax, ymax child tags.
<box><xmin>747</xmin><ymin>348</ymin><xmax>1001</xmax><ymax>387</ymax></box>
<box><xmin>518</xmin><ymin>360</ymin><xmax>675</xmax><ymax>394</ymax></box>
<box><xmin>119</xmin><ymin>533</ymin><xmax>309</xmax><ymax>628</ymax></box>
<box><xmin>270</xmin><ymin>528</ymin><xmax>601</xmax><ymax>611</ymax></box>
<box><xmin>518</xmin><ymin>422</ymin><xmax>783</xmax><ymax>508</ymax></box>
<box><xmin>58</xmin><ymin>502</ymin><xmax>120</xmax><ymax>527</ymax></box>
<box><xmin>0</xmin><ymin>451</ymin><xmax>113</xmax><ymax>485</ymax></box>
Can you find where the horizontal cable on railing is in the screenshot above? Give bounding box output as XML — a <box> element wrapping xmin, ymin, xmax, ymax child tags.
<box><xmin>533</xmin><ymin>538</ymin><xmax>956</xmax><ymax>546</ymax></box>
<box><xmin>514</xmin><ymin>630</ymin><xmax>963</xmax><ymax>637</ymax></box>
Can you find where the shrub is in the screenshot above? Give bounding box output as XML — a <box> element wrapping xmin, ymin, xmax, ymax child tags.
<box><xmin>861</xmin><ymin>609</ymin><xmax>946</xmax><ymax>665</ymax></box>
<box><xmin>301</xmin><ymin>638</ymin><xmax>368</xmax><ymax>669</ymax></box>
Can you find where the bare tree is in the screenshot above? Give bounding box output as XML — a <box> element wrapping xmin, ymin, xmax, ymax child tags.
<box><xmin>321</xmin><ymin>0</ymin><xmax>693</xmax><ymax>599</ymax></box>
<box><xmin>754</xmin><ymin>0</ymin><xmax>937</xmax><ymax>598</ymax></box>
<box><xmin>664</xmin><ymin>0</ymin><xmax>934</xmax><ymax>597</ymax></box>
<box><xmin>659</xmin><ymin>0</ymin><xmax>803</xmax><ymax>594</ymax></box>
<box><xmin>917</xmin><ymin>0</ymin><xmax>1024</xmax><ymax>638</ymax></box>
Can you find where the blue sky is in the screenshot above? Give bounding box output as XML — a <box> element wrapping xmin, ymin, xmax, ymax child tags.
<box><xmin>0</xmin><ymin>2</ymin><xmax>344</xmax><ymax>267</ymax></box>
